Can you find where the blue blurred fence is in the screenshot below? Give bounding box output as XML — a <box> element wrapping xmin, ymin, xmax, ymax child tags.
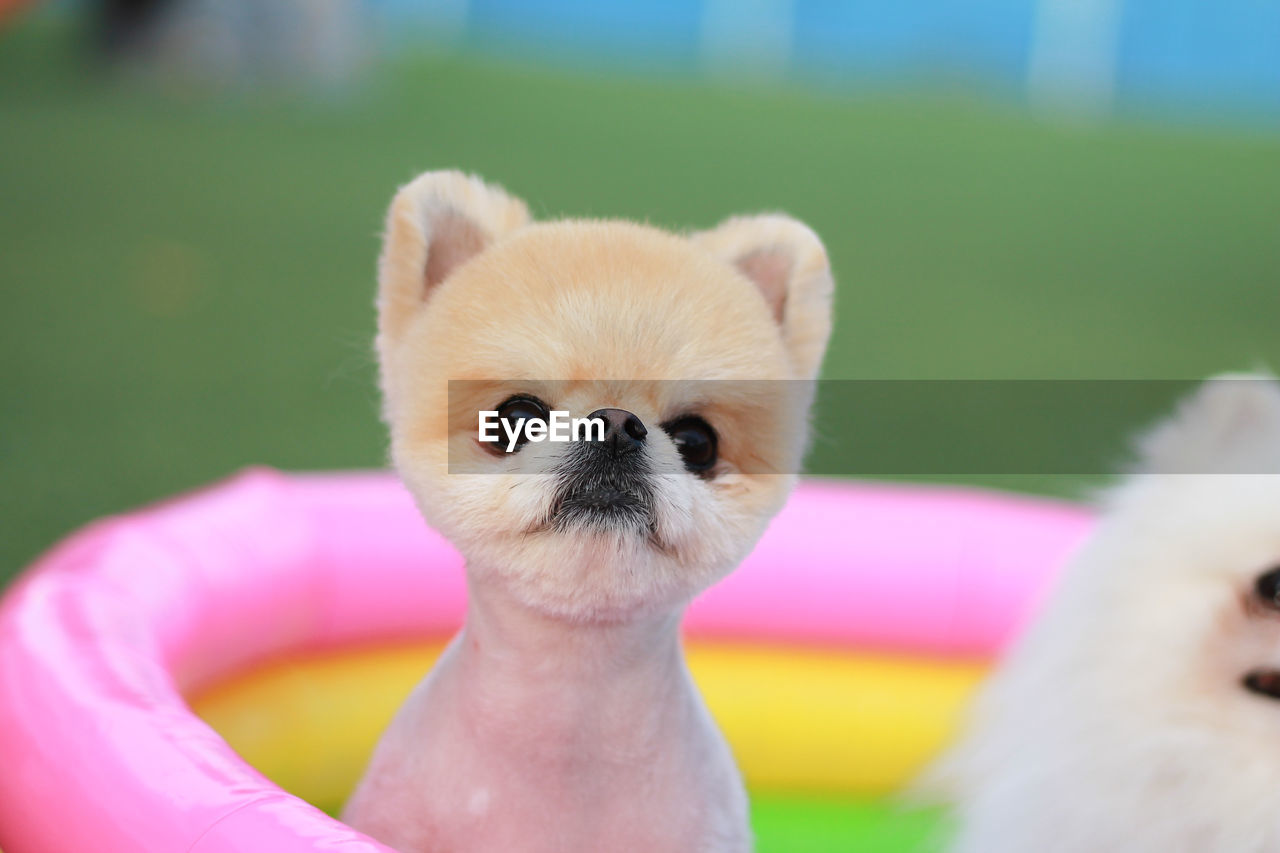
<box><xmin>376</xmin><ymin>0</ymin><xmax>1280</xmax><ymax>121</ymax></box>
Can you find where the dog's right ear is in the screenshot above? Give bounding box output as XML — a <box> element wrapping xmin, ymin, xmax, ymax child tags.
<box><xmin>377</xmin><ymin>170</ymin><xmax>530</xmax><ymax>355</ymax></box>
<box><xmin>690</xmin><ymin>214</ymin><xmax>834</xmax><ymax>381</ymax></box>
<box><xmin>1136</xmin><ymin>372</ymin><xmax>1280</xmax><ymax>474</ymax></box>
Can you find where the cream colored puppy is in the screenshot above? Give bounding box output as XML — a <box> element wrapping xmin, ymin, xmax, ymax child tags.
<box><xmin>342</xmin><ymin>170</ymin><xmax>834</xmax><ymax>852</ymax></box>
<box><xmin>932</xmin><ymin>375</ymin><xmax>1280</xmax><ymax>853</ymax></box>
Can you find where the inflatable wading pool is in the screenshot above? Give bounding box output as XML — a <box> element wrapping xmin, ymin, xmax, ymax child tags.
<box><xmin>0</xmin><ymin>469</ymin><xmax>1093</xmax><ymax>852</ymax></box>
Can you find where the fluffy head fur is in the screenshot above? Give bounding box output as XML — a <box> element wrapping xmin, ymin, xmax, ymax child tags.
<box><xmin>930</xmin><ymin>374</ymin><xmax>1280</xmax><ymax>853</ymax></box>
<box><xmin>376</xmin><ymin>170</ymin><xmax>833</xmax><ymax>620</ymax></box>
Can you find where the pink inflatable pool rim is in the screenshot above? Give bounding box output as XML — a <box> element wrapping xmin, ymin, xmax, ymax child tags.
<box><xmin>0</xmin><ymin>469</ymin><xmax>1093</xmax><ymax>852</ymax></box>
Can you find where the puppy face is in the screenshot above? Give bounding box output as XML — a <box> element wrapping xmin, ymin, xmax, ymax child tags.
<box><xmin>375</xmin><ymin>172</ymin><xmax>833</xmax><ymax>619</ymax></box>
<box><xmin>1098</xmin><ymin>378</ymin><xmax>1280</xmax><ymax>729</ymax></box>
<box><xmin>936</xmin><ymin>376</ymin><xmax>1280</xmax><ymax>853</ymax></box>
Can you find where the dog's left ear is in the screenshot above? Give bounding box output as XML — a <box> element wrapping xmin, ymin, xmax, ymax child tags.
<box><xmin>691</xmin><ymin>214</ymin><xmax>834</xmax><ymax>380</ymax></box>
<box><xmin>1137</xmin><ymin>372</ymin><xmax>1280</xmax><ymax>473</ymax></box>
<box><xmin>377</xmin><ymin>170</ymin><xmax>530</xmax><ymax>358</ymax></box>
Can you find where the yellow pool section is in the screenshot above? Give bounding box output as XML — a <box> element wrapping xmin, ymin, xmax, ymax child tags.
<box><xmin>190</xmin><ymin>640</ymin><xmax>986</xmax><ymax>813</ymax></box>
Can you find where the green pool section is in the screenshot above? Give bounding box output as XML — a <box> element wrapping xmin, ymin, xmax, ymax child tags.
<box><xmin>315</xmin><ymin>793</ymin><xmax>946</xmax><ymax>851</ymax></box>
<box><xmin>752</xmin><ymin>796</ymin><xmax>944</xmax><ymax>853</ymax></box>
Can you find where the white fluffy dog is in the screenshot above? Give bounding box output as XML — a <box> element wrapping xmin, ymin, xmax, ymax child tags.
<box><xmin>931</xmin><ymin>375</ymin><xmax>1280</xmax><ymax>853</ymax></box>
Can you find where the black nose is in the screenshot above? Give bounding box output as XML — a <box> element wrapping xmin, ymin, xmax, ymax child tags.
<box><xmin>587</xmin><ymin>408</ymin><xmax>647</xmax><ymax>456</ymax></box>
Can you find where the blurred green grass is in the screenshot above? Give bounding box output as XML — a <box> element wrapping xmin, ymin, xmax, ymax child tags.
<box><xmin>2</xmin><ymin>22</ymin><xmax>1279</xmax><ymax>584</ymax></box>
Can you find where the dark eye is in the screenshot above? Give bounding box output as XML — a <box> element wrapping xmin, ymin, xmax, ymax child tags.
<box><xmin>495</xmin><ymin>396</ymin><xmax>550</xmax><ymax>452</ymax></box>
<box><xmin>662</xmin><ymin>416</ymin><xmax>717</xmax><ymax>474</ymax></box>
<box><xmin>1255</xmin><ymin>567</ymin><xmax>1280</xmax><ymax>609</ymax></box>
